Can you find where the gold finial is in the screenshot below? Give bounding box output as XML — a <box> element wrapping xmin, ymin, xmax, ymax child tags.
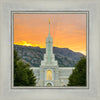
<box><xmin>49</xmin><ymin>18</ymin><xmax>50</xmax><ymax>24</ymax></box>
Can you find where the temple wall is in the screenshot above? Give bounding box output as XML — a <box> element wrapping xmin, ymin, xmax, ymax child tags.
<box><xmin>30</xmin><ymin>67</ymin><xmax>74</xmax><ymax>87</ymax></box>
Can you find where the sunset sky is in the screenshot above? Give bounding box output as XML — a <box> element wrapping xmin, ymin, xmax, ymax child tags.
<box><xmin>14</xmin><ymin>13</ymin><xmax>86</xmax><ymax>55</ymax></box>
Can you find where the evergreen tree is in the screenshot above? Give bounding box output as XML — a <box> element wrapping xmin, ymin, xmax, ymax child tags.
<box><xmin>67</xmin><ymin>57</ymin><xmax>86</xmax><ymax>86</ymax></box>
<box><xmin>14</xmin><ymin>50</ymin><xmax>36</xmax><ymax>86</ymax></box>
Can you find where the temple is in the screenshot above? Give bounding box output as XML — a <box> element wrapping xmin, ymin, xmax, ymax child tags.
<box><xmin>30</xmin><ymin>19</ymin><xmax>74</xmax><ymax>87</ymax></box>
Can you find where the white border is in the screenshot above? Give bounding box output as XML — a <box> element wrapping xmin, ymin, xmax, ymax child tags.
<box><xmin>11</xmin><ymin>11</ymin><xmax>89</xmax><ymax>89</ymax></box>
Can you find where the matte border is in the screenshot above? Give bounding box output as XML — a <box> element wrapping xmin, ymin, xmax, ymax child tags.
<box><xmin>11</xmin><ymin>11</ymin><xmax>89</xmax><ymax>89</ymax></box>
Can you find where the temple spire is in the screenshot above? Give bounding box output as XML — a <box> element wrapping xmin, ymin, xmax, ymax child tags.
<box><xmin>48</xmin><ymin>18</ymin><xmax>51</xmax><ymax>37</ymax></box>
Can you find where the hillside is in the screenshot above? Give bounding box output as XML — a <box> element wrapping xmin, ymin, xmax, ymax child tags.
<box><xmin>14</xmin><ymin>45</ymin><xmax>85</xmax><ymax>67</ymax></box>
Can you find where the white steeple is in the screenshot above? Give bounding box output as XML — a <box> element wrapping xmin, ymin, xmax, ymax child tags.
<box><xmin>48</xmin><ymin>18</ymin><xmax>51</xmax><ymax>37</ymax></box>
<box><xmin>40</xmin><ymin>19</ymin><xmax>58</xmax><ymax>66</ymax></box>
<box><xmin>46</xmin><ymin>18</ymin><xmax>53</xmax><ymax>55</ymax></box>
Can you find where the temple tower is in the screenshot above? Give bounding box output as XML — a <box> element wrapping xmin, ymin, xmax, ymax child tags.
<box><xmin>39</xmin><ymin>19</ymin><xmax>60</xmax><ymax>86</ymax></box>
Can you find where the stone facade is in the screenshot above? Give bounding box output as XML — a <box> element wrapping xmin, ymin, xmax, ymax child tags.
<box><xmin>30</xmin><ymin>67</ymin><xmax>74</xmax><ymax>87</ymax></box>
<box><xmin>30</xmin><ymin>20</ymin><xmax>74</xmax><ymax>87</ymax></box>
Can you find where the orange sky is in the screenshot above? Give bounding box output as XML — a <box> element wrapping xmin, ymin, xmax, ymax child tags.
<box><xmin>14</xmin><ymin>14</ymin><xmax>86</xmax><ymax>55</ymax></box>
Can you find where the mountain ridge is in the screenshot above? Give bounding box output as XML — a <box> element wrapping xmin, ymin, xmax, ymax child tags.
<box><xmin>14</xmin><ymin>45</ymin><xmax>85</xmax><ymax>67</ymax></box>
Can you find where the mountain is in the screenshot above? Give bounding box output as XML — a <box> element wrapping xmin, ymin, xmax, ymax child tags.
<box><xmin>14</xmin><ymin>45</ymin><xmax>85</xmax><ymax>67</ymax></box>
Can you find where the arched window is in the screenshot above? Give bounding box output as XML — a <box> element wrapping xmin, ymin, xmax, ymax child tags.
<box><xmin>46</xmin><ymin>70</ymin><xmax>52</xmax><ymax>80</ymax></box>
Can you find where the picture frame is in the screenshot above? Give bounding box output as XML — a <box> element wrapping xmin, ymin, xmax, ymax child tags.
<box><xmin>12</xmin><ymin>11</ymin><xmax>88</xmax><ymax>89</ymax></box>
<box><xmin>0</xmin><ymin>0</ymin><xmax>100</xmax><ymax>100</ymax></box>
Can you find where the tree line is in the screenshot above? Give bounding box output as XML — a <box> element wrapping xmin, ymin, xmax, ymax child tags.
<box><xmin>68</xmin><ymin>57</ymin><xmax>86</xmax><ymax>86</ymax></box>
<box><xmin>14</xmin><ymin>50</ymin><xmax>36</xmax><ymax>86</ymax></box>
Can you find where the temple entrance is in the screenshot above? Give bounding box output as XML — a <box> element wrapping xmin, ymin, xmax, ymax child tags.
<box><xmin>47</xmin><ymin>83</ymin><xmax>52</xmax><ymax>87</ymax></box>
<box><xmin>46</xmin><ymin>70</ymin><xmax>52</xmax><ymax>80</ymax></box>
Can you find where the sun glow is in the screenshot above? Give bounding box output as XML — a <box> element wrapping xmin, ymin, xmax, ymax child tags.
<box><xmin>78</xmin><ymin>51</ymin><xmax>86</xmax><ymax>55</ymax></box>
<box><xmin>14</xmin><ymin>41</ymin><xmax>44</xmax><ymax>48</ymax></box>
<box><xmin>14</xmin><ymin>41</ymin><xmax>86</xmax><ymax>55</ymax></box>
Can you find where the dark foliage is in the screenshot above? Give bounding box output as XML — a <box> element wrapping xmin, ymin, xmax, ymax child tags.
<box><xmin>67</xmin><ymin>57</ymin><xmax>86</xmax><ymax>86</ymax></box>
<box><xmin>14</xmin><ymin>50</ymin><xmax>36</xmax><ymax>86</ymax></box>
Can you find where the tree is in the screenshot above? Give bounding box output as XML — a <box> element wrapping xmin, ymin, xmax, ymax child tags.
<box><xmin>67</xmin><ymin>57</ymin><xmax>86</xmax><ymax>86</ymax></box>
<box><xmin>14</xmin><ymin>50</ymin><xmax>36</xmax><ymax>86</ymax></box>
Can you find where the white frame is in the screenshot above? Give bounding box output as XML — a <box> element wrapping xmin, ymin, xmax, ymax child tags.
<box><xmin>0</xmin><ymin>0</ymin><xmax>100</xmax><ymax>100</ymax></box>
